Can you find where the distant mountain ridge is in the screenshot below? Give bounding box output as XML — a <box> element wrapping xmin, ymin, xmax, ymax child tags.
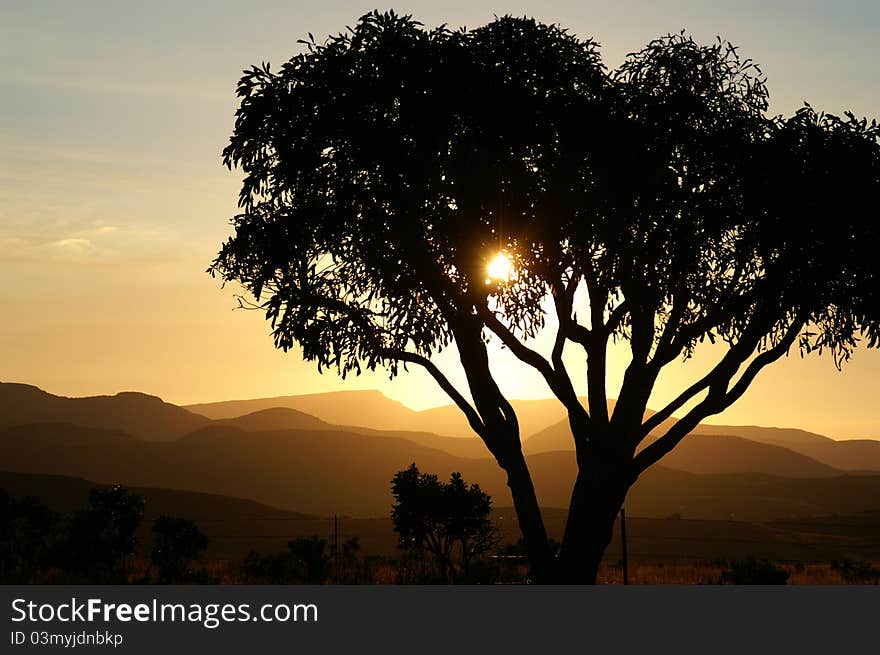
<box><xmin>3</xmin><ymin>421</ymin><xmax>880</xmax><ymax>521</ymax></box>
<box><xmin>215</xmin><ymin>407</ymin><xmax>330</xmax><ymax>432</ymax></box>
<box><xmin>5</xmin><ymin>471</ymin><xmax>879</xmax><ymax>564</ymax></box>
<box><xmin>0</xmin><ymin>382</ymin><xmax>208</xmax><ymax>441</ymax></box>
<box><xmin>2</xmin><ymin>382</ymin><xmax>878</xmax><ymax>497</ymax></box>
<box><xmin>185</xmin><ymin>392</ymin><xmax>589</xmax><ymax>439</ymax></box>
<box><xmin>526</xmin><ymin>417</ymin><xmax>880</xmax><ymax>472</ymax></box>
<box><xmin>0</xmin><ymin>470</ymin><xmax>317</xmax><ymax>559</ymax></box>
<box><xmin>185</xmin><ymin>390</ymin><xmax>419</xmax><ymax>432</ymax></box>
<box><xmin>188</xmin><ymin>389</ymin><xmax>880</xmax><ymax>471</ymax></box>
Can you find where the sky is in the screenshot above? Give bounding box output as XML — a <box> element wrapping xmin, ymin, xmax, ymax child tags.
<box><xmin>1</xmin><ymin>1</ymin><xmax>879</xmax><ymax>438</ymax></box>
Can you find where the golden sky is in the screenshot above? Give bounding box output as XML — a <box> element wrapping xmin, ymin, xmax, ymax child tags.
<box><xmin>2</xmin><ymin>1</ymin><xmax>879</xmax><ymax>438</ymax></box>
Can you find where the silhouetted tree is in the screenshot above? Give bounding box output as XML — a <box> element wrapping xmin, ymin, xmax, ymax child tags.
<box><xmin>391</xmin><ymin>464</ymin><xmax>499</xmax><ymax>582</ymax></box>
<box><xmin>58</xmin><ymin>485</ymin><xmax>145</xmax><ymax>582</ymax></box>
<box><xmin>151</xmin><ymin>515</ymin><xmax>209</xmax><ymax>583</ymax></box>
<box><xmin>339</xmin><ymin>536</ymin><xmax>363</xmax><ymax>583</ymax></box>
<box><xmin>0</xmin><ymin>491</ymin><xmax>60</xmax><ymax>583</ymax></box>
<box><xmin>722</xmin><ymin>556</ymin><xmax>789</xmax><ymax>585</ymax></box>
<box><xmin>211</xmin><ymin>11</ymin><xmax>880</xmax><ymax>582</ymax></box>
<box><xmin>243</xmin><ymin>536</ymin><xmax>329</xmax><ymax>583</ymax></box>
<box><xmin>287</xmin><ymin>535</ymin><xmax>329</xmax><ymax>583</ymax></box>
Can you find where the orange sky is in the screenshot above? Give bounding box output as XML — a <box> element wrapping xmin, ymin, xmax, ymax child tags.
<box><xmin>2</xmin><ymin>1</ymin><xmax>879</xmax><ymax>439</ymax></box>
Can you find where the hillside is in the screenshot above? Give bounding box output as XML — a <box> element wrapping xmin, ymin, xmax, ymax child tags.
<box><xmin>0</xmin><ymin>422</ymin><xmax>482</xmax><ymax>516</ymax></box>
<box><xmin>17</xmin><ymin>379</ymin><xmax>874</xmax><ymax>472</ymax></box>
<box><xmin>185</xmin><ymin>390</ymin><xmax>419</xmax><ymax>431</ymax></box>
<box><xmin>214</xmin><ymin>407</ymin><xmax>330</xmax><ymax>432</ymax></box>
<box><xmin>525</xmin><ymin>421</ymin><xmax>843</xmax><ymax>477</ymax></box>
<box><xmin>0</xmin><ymin>470</ymin><xmax>314</xmax><ymax>521</ymax></box>
<box><xmin>408</xmin><ymin>398</ymin><xmax>594</xmax><ymax>441</ymax></box>
<box><xmin>0</xmin><ymin>470</ymin><xmax>317</xmax><ymax>559</ymax></box>
<box><xmin>3</xmin><ymin>422</ymin><xmax>880</xmax><ymax>521</ymax></box>
<box><xmin>0</xmin><ymin>382</ymin><xmax>208</xmax><ymax>441</ymax></box>
<box><xmin>218</xmin><ymin>408</ymin><xmax>488</xmax><ymax>458</ymax></box>
<box><xmin>691</xmin><ymin>424</ymin><xmax>880</xmax><ymax>471</ymax></box>
<box><xmin>188</xmin><ymin>391</ymin><xmax>596</xmax><ymax>439</ymax></box>
<box><xmin>526</xmin><ymin>415</ymin><xmax>880</xmax><ymax>472</ymax></box>
<box><xmin>647</xmin><ymin>435</ymin><xmax>840</xmax><ymax>477</ymax></box>
<box><xmin>5</xmin><ymin>471</ymin><xmax>879</xmax><ymax>564</ymax></box>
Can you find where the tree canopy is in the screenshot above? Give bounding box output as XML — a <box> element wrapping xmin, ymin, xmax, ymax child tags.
<box><xmin>212</xmin><ymin>11</ymin><xmax>880</xmax><ymax>582</ymax></box>
<box><xmin>391</xmin><ymin>463</ymin><xmax>498</xmax><ymax>581</ymax></box>
<box><xmin>151</xmin><ymin>515</ymin><xmax>210</xmax><ymax>583</ymax></box>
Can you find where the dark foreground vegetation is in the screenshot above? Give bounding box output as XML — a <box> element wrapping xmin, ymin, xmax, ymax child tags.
<box><xmin>4</xmin><ymin>477</ymin><xmax>880</xmax><ymax>585</ymax></box>
<box><xmin>0</xmin><ymin>486</ymin><xmax>210</xmax><ymax>584</ymax></box>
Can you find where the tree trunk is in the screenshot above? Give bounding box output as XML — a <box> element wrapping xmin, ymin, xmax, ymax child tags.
<box><xmin>502</xmin><ymin>448</ymin><xmax>555</xmax><ymax>583</ymax></box>
<box><xmin>557</xmin><ymin>465</ymin><xmax>630</xmax><ymax>584</ymax></box>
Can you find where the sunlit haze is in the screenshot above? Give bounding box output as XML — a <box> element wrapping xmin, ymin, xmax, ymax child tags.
<box><xmin>2</xmin><ymin>1</ymin><xmax>879</xmax><ymax>438</ymax></box>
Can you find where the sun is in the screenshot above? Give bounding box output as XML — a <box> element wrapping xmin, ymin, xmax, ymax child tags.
<box><xmin>486</xmin><ymin>252</ymin><xmax>513</xmax><ymax>283</ymax></box>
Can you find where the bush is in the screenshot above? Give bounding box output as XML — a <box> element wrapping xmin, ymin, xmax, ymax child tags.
<box><xmin>722</xmin><ymin>556</ymin><xmax>789</xmax><ymax>585</ymax></box>
<box><xmin>151</xmin><ymin>515</ymin><xmax>209</xmax><ymax>583</ymax></box>
<box><xmin>243</xmin><ymin>536</ymin><xmax>329</xmax><ymax>584</ymax></box>
<box><xmin>831</xmin><ymin>559</ymin><xmax>880</xmax><ymax>582</ymax></box>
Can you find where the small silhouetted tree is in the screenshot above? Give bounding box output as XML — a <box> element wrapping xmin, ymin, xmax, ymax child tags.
<box><xmin>391</xmin><ymin>464</ymin><xmax>499</xmax><ymax>582</ymax></box>
<box><xmin>58</xmin><ymin>485</ymin><xmax>145</xmax><ymax>582</ymax></box>
<box><xmin>211</xmin><ymin>12</ymin><xmax>880</xmax><ymax>582</ymax></box>
<box><xmin>151</xmin><ymin>515</ymin><xmax>209</xmax><ymax>583</ymax></box>
<box><xmin>287</xmin><ymin>536</ymin><xmax>329</xmax><ymax>583</ymax></box>
<box><xmin>244</xmin><ymin>536</ymin><xmax>330</xmax><ymax>583</ymax></box>
<box><xmin>0</xmin><ymin>491</ymin><xmax>60</xmax><ymax>583</ymax></box>
<box><xmin>242</xmin><ymin>549</ymin><xmax>294</xmax><ymax>584</ymax></box>
<box><xmin>340</xmin><ymin>536</ymin><xmax>363</xmax><ymax>583</ymax></box>
<box><xmin>722</xmin><ymin>556</ymin><xmax>789</xmax><ymax>585</ymax></box>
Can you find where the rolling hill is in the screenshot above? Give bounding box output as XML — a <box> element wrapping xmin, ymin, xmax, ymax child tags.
<box><xmin>0</xmin><ymin>470</ymin><xmax>318</xmax><ymax>559</ymax></box>
<box><xmin>526</xmin><ymin>425</ymin><xmax>841</xmax><ymax>478</ymax></box>
<box><xmin>11</xmin><ymin>381</ymin><xmax>876</xmax><ymax>472</ymax></box>
<box><xmin>406</xmin><ymin>398</ymin><xmax>593</xmax><ymax>441</ymax></box>
<box><xmin>525</xmin><ymin>415</ymin><xmax>880</xmax><ymax>472</ymax></box>
<box><xmin>187</xmin><ymin>391</ymin><xmax>595</xmax><ymax>439</ymax></box>
<box><xmin>214</xmin><ymin>407</ymin><xmax>330</xmax><ymax>432</ymax></box>
<box><xmin>690</xmin><ymin>424</ymin><xmax>880</xmax><ymax>471</ymax></box>
<box><xmin>216</xmin><ymin>407</ymin><xmax>488</xmax><ymax>458</ymax></box>
<box><xmin>0</xmin><ymin>422</ymin><xmax>482</xmax><ymax>516</ymax></box>
<box><xmin>5</xmin><ymin>471</ymin><xmax>880</xmax><ymax>564</ymax></box>
<box><xmin>185</xmin><ymin>390</ymin><xmax>419</xmax><ymax>431</ymax></box>
<box><xmin>0</xmin><ymin>382</ymin><xmax>208</xmax><ymax>441</ymax></box>
<box><xmin>644</xmin><ymin>434</ymin><xmax>840</xmax><ymax>477</ymax></box>
<box><xmin>3</xmin><ymin>422</ymin><xmax>880</xmax><ymax>521</ymax></box>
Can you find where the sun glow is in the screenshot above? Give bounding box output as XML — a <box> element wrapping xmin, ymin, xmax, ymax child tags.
<box><xmin>486</xmin><ymin>252</ymin><xmax>513</xmax><ymax>283</ymax></box>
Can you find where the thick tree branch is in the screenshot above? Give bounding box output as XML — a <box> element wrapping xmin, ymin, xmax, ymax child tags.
<box><xmin>549</xmin><ymin>279</ymin><xmax>595</xmax><ymax>457</ymax></box>
<box><xmin>384</xmin><ymin>348</ymin><xmax>487</xmax><ymax>440</ymax></box>
<box><xmin>723</xmin><ymin>314</ymin><xmax>809</xmax><ymax>407</ymax></box>
<box><xmin>294</xmin><ymin>287</ymin><xmax>488</xmax><ymax>441</ymax></box>
<box><xmin>632</xmin><ymin>313</ymin><xmax>809</xmax><ymax>474</ymax></box>
<box><xmin>579</xmin><ymin>269</ymin><xmax>621</xmax><ymax>426</ymax></box>
<box><xmin>477</xmin><ymin>304</ymin><xmax>587</xmax><ymax>428</ymax></box>
<box><xmin>478</xmin><ymin>306</ymin><xmax>556</xmax><ymax>382</ymax></box>
<box><xmin>550</xmin><ymin>280</ymin><xmax>578</xmax><ymax>370</ymax></box>
<box><xmin>637</xmin><ymin>301</ymin><xmax>781</xmax><ymax>442</ymax></box>
<box><xmin>610</xmin><ymin>302</ymin><xmax>657</xmax><ymax>435</ymax></box>
<box><xmin>637</xmin><ymin>325</ymin><xmax>764</xmax><ymax>441</ymax></box>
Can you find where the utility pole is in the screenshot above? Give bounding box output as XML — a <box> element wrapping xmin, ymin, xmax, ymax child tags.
<box><xmin>620</xmin><ymin>505</ymin><xmax>629</xmax><ymax>585</ymax></box>
<box><xmin>333</xmin><ymin>514</ymin><xmax>339</xmax><ymax>584</ymax></box>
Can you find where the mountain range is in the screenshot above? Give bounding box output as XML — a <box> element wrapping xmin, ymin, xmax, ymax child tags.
<box><xmin>2</xmin><ymin>382</ymin><xmax>879</xmax><ymax>522</ymax></box>
<box><xmin>0</xmin><ymin>382</ymin><xmax>208</xmax><ymax>441</ymax></box>
<box><xmin>525</xmin><ymin>417</ymin><xmax>880</xmax><ymax>471</ymax></box>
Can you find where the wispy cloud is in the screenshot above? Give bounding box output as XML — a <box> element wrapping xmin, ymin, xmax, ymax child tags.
<box><xmin>0</xmin><ymin>221</ymin><xmax>186</xmax><ymax>264</ymax></box>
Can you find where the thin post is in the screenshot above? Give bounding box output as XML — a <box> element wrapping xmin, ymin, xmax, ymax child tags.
<box><xmin>333</xmin><ymin>514</ymin><xmax>339</xmax><ymax>584</ymax></box>
<box><xmin>620</xmin><ymin>506</ymin><xmax>629</xmax><ymax>585</ymax></box>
